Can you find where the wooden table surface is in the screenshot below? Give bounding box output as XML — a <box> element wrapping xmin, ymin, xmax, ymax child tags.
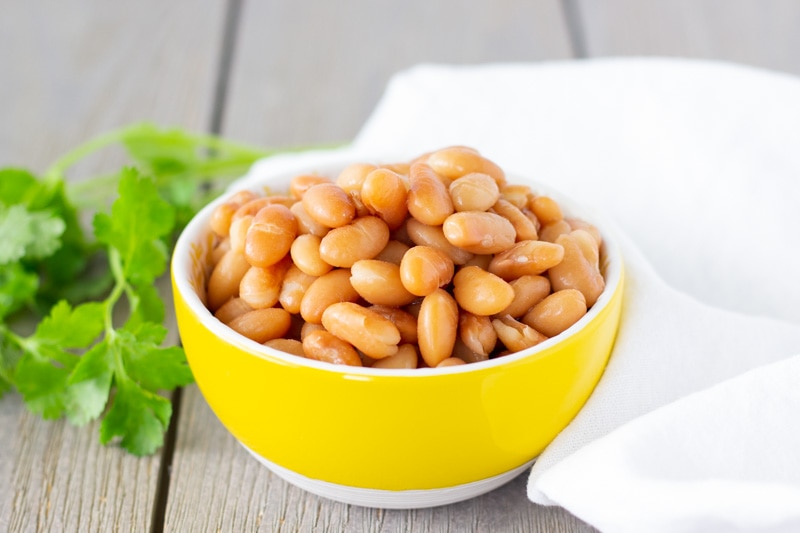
<box><xmin>1</xmin><ymin>2</ymin><xmax>798</xmax><ymax>531</ymax></box>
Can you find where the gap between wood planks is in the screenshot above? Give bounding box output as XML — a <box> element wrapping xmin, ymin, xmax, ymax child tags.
<box><xmin>149</xmin><ymin>0</ymin><xmax>244</xmax><ymax>530</ymax></box>
<box><xmin>561</xmin><ymin>0</ymin><xmax>588</xmax><ymax>58</ymax></box>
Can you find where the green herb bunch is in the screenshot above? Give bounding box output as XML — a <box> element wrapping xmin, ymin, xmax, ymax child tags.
<box><xmin>0</xmin><ymin>123</ymin><xmax>273</xmax><ymax>455</ymax></box>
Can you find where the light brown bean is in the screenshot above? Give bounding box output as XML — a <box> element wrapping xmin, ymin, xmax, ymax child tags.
<box><xmin>492</xmin><ymin>315</ymin><xmax>548</xmax><ymax>352</ymax></box>
<box><xmin>417</xmin><ymin>289</ymin><xmax>459</xmax><ymax>367</ymax></box>
<box><xmin>530</xmin><ymin>195</ymin><xmax>563</xmax><ymax>225</ymax></box>
<box><xmin>336</xmin><ymin>163</ymin><xmax>377</xmax><ymax>193</ymax></box>
<box><xmin>211</xmin><ymin>238</ymin><xmax>231</xmax><ymax>266</ymax></box>
<box><xmin>289</xmin><ymin>174</ymin><xmax>331</xmax><ymax>199</ymax></box>
<box><xmin>239</xmin><ymin>259</ymin><xmax>290</xmax><ymax>309</ymax></box>
<box><xmin>207</xmin><ymin>250</ymin><xmax>251</xmax><ymax>311</ymax></box>
<box><xmin>302</xmin><ymin>330</ymin><xmax>362</xmax><ymax>367</ymax></box>
<box><xmin>278</xmin><ymin>264</ymin><xmax>318</xmax><ymax>314</ymax></box>
<box><xmin>373</xmin><ymin>240</ymin><xmax>410</xmax><ymax>265</ymax></box>
<box><xmin>436</xmin><ymin>357</ymin><xmax>466</xmax><ymax>368</ymax></box>
<box><xmin>290</xmin><ymin>201</ymin><xmax>329</xmax><ymax>237</ymax></box>
<box><xmin>214</xmin><ymin>297</ymin><xmax>253</xmax><ymax>324</ymax></box>
<box><xmin>290</xmin><ymin>234</ymin><xmax>333</xmax><ymax>276</ymax></box>
<box><xmin>228</xmin><ymin>308</ymin><xmax>292</xmax><ymax>344</ymax></box>
<box><xmin>539</xmin><ymin>219</ymin><xmax>572</xmax><ymax>243</ymax></box>
<box><xmin>233</xmin><ymin>196</ymin><xmax>294</xmax><ymax>221</ymax></box>
<box><xmin>452</xmin><ymin>338</ymin><xmax>489</xmax><ymax>364</ymax></box>
<box><xmin>228</xmin><ymin>214</ymin><xmax>252</xmax><ymax>253</ymax></box>
<box><xmin>570</xmin><ymin>229</ymin><xmax>600</xmax><ymax>270</ymax></box>
<box><xmin>264</xmin><ymin>338</ymin><xmax>305</xmax><ymax>357</ymax></box>
<box><xmin>319</xmin><ymin>216</ymin><xmax>390</xmax><ymax>268</ymax></box>
<box><xmin>499</xmin><ymin>185</ymin><xmax>532</xmax><ymax>209</ymax></box>
<box><xmin>244</xmin><ymin>204</ymin><xmax>297</xmax><ymax>267</ymax></box>
<box><xmin>407</xmin><ymin>162</ymin><xmax>454</xmax><ymax>225</ymax></box>
<box><xmin>426</xmin><ymin>147</ymin><xmax>506</xmax><ymax>186</ymax></box>
<box><xmin>300</xmin><ymin>268</ymin><xmax>359</xmax><ymax>324</ymax></box>
<box><xmin>300</xmin><ymin>321</ymin><xmax>325</xmax><ymax>341</ymax></box>
<box><xmin>523</xmin><ymin>289</ymin><xmax>587</xmax><ymax>337</ymax></box>
<box><xmin>453</xmin><ymin>266</ymin><xmax>515</xmax><ymax>316</ymax></box>
<box><xmin>488</xmin><ymin>240</ymin><xmax>564</xmax><ymax>280</ymax></box>
<box><xmin>500</xmin><ymin>275</ymin><xmax>552</xmax><ymax>317</ymax></box>
<box><xmin>369</xmin><ymin>305</ymin><xmax>418</xmax><ymax>344</ymax></box>
<box><xmin>405</xmin><ymin>218</ymin><xmax>473</xmax><ymax>265</ymax></box>
<box><xmin>566</xmin><ymin>217</ymin><xmax>603</xmax><ymax>247</ymax></box>
<box><xmin>302</xmin><ymin>183</ymin><xmax>356</xmax><ymax>228</ymax></box>
<box><xmin>458</xmin><ymin>312</ymin><xmax>497</xmax><ymax>356</ymax></box>
<box><xmin>549</xmin><ymin>233</ymin><xmax>605</xmax><ymax>307</ymax></box>
<box><xmin>371</xmin><ymin>343</ymin><xmax>418</xmax><ymax>369</ymax></box>
<box><xmin>321</xmin><ymin>302</ymin><xmax>400</xmax><ymax>359</ymax></box>
<box><xmin>399</xmin><ymin>245</ymin><xmax>455</xmax><ymax>297</ymax></box>
<box><xmin>210</xmin><ymin>202</ymin><xmax>238</xmax><ymax>237</ymax></box>
<box><xmin>449</xmin><ymin>172</ymin><xmax>500</xmax><ymax>212</ymax></box>
<box><xmin>360</xmin><ymin>168</ymin><xmax>409</xmax><ymax>230</ymax></box>
<box><xmin>350</xmin><ymin>260</ymin><xmax>417</xmax><ymax>306</ymax></box>
<box><xmin>491</xmin><ymin>199</ymin><xmax>538</xmax><ymax>241</ymax></box>
<box><xmin>442</xmin><ymin>212</ymin><xmax>516</xmax><ymax>254</ymax></box>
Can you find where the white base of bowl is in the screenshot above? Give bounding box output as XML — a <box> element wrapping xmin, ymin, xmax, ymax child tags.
<box><xmin>241</xmin><ymin>443</ymin><xmax>535</xmax><ymax>509</ymax></box>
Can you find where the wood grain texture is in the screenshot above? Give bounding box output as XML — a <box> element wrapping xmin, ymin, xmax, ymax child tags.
<box><xmin>572</xmin><ymin>0</ymin><xmax>800</xmax><ymax>75</ymax></box>
<box><xmin>221</xmin><ymin>0</ymin><xmax>573</xmax><ymax>148</ymax></box>
<box><xmin>0</xmin><ymin>1</ymin><xmax>226</xmax><ymax>531</ymax></box>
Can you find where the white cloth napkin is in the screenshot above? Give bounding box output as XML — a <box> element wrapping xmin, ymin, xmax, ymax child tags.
<box><xmin>241</xmin><ymin>58</ymin><xmax>800</xmax><ymax>531</ymax></box>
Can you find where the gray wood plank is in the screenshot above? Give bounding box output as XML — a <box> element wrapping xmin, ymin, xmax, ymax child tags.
<box><xmin>573</xmin><ymin>0</ymin><xmax>800</xmax><ymax>75</ymax></box>
<box><xmin>221</xmin><ymin>0</ymin><xmax>574</xmax><ymax>148</ymax></box>
<box><xmin>0</xmin><ymin>1</ymin><xmax>227</xmax><ymax>531</ymax></box>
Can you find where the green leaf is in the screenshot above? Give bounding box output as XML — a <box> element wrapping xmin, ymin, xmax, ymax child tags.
<box><xmin>0</xmin><ymin>262</ymin><xmax>38</xmax><ymax>319</ymax></box>
<box><xmin>34</xmin><ymin>300</ymin><xmax>105</xmax><ymax>349</ymax></box>
<box><xmin>127</xmin><ymin>284</ymin><xmax>165</xmax><ymax>330</ymax></box>
<box><xmin>0</xmin><ymin>168</ymin><xmax>40</xmax><ymax>205</ymax></box>
<box><xmin>0</xmin><ymin>204</ymin><xmax>66</xmax><ymax>264</ymax></box>
<box><xmin>65</xmin><ymin>341</ymin><xmax>113</xmax><ymax>425</ymax></box>
<box><xmin>14</xmin><ymin>352</ymin><xmax>69</xmax><ymax>419</ymax></box>
<box><xmin>118</xmin><ymin>326</ymin><xmax>193</xmax><ymax>391</ymax></box>
<box><xmin>99</xmin><ymin>378</ymin><xmax>172</xmax><ymax>456</ymax></box>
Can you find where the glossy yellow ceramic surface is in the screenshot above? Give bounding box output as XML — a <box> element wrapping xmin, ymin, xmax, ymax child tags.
<box><xmin>171</xmin><ymin>160</ymin><xmax>624</xmax><ymax>491</ymax></box>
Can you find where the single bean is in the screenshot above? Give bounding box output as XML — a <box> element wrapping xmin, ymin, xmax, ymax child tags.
<box><xmin>300</xmin><ymin>321</ymin><xmax>325</xmax><ymax>341</ymax></box>
<box><xmin>570</xmin><ymin>229</ymin><xmax>600</xmax><ymax>270</ymax></box>
<box><xmin>290</xmin><ymin>201</ymin><xmax>329</xmax><ymax>237</ymax></box>
<box><xmin>500</xmin><ymin>275</ymin><xmax>551</xmax><ymax>317</ymax></box>
<box><xmin>302</xmin><ymin>183</ymin><xmax>356</xmax><ymax>228</ymax></box>
<box><xmin>302</xmin><ymin>330</ymin><xmax>362</xmax><ymax>367</ymax></box>
<box><xmin>539</xmin><ymin>219</ymin><xmax>572</xmax><ymax>243</ymax></box>
<box><xmin>321</xmin><ymin>302</ymin><xmax>401</xmax><ymax>359</ymax></box>
<box><xmin>407</xmin><ymin>162</ymin><xmax>454</xmax><ymax>226</ymax></box>
<box><xmin>369</xmin><ymin>305</ymin><xmax>418</xmax><ymax>344</ymax></box>
<box><xmin>449</xmin><ymin>172</ymin><xmax>500</xmax><ymax>212</ymax></box>
<box><xmin>405</xmin><ymin>218</ymin><xmax>473</xmax><ymax>265</ymax></box>
<box><xmin>417</xmin><ymin>289</ymin><xmax>459</xmax><ymax>367</ymax></box>
<box><xmin>453</xmin><ymin>266</ymin><xmax>515</xmax><ymax>316</ymax></box>
<box><xmin>499</xmin><ymin>185</ymin><xmax>532</xmax><ymax>209</ymax></box>
<box><xmin>461</xmin><ymin>253</ymin><xmax>492</xmax><ymax>270</ymax></box>
<box><xmin>523</xmin><ymin>289</ymin><xmax>587</xmax><ymax>337</ymax></box>
<box><xmin>371</xmin><ymin>343</ymin><xmax>418</xmax><ymax>369</ymax></box>
<box><xmin>427</xmin><ymin>147</ymin><xmax>506</xmax><ymax>186</ymax></box>
<box><xmin>300</xmin><ymin>268</ymin><xmax>359</xmax><ymax>324</ymax></box>
<box><xmin>228</xmin><ymin>214</ymin><xmax>253</xmax><ymax>253</ymax></box>
<box><xmin>491</xmin><ymin>199</ymin><xmax>538</xmax><ymax>241</ymax></box>
<box><xmin>437</xmin><ymin>357</ymin><xmax>466</xmax><ymax>368</ymax></box>
<box><xmin>264</xmin><ymin>338</ymin><xmax>305</xmax><ymax>357</ymax></box>
<box><xmin>350</xmin><ymin>260</ymin><xmax>417</xmax><ymax>306</ymax></box>
<box><xmin>566</xmin><ymin>217</ymin><xmax>603</xmax><ymax>247</ymax></box>
<box><xmin>214</xmin><ymin>297</ymin><xmax>253</xmax><ymax>324</ymax></box>
<box><xmin>210</xmin><ymin>202</ymin><xmax>238</xmax><ymax>237</ymax></box>
<box><xmin>239</xmin><ymin>259</ymin><xmax>290</xmax><ymax>309</ymax></box>
<box><xmin>349</xmin><ymin>190</ymin><xmax>371</xmax><ymax>217</ymax></box>
<box><xmin>211</xmin><ymin>238</ymin><xmax>231</xmax><ymax>266</ymax></box>
<box><xmin>399</xmin><ymin>245</ymin><xmax>454</xmax><ymax>297</ymax></box>
<box><xmin>373</xmin><ymin>240</ymin><xmax>410</xmax><ymax>265</ymax></box>
<box><xmin>207</xmin><ymin>250</ymin><xmax>251</xmax><ymax>311</ymax></box>
<box><xmin>244</xmin><ymin>204</ymin><xmax>297</xmax><ymax>268</ymax></box>
<box><xmin>380</xmin><ymin>162</ymin><xmax>411</xmax><ymax>176</ymax></box>
<box><xmin>233</xmin><ymin>196</ymin><xmax>294</xmax><ymax>221</ymax></box>
<box><xmin>530</xmin><ymin>195</ymin><xmax>563</xmax><ymax>225</ymax></box>
<box><xmin>336</xmin><ymin>163</ymin><xmax>377</xmax><ymax>193</ymax></box>
<box><xmin>278</xmin><ymin>264</ymin><xmax>318</xmax><ymax>314</ymax></box>
<box><xmin>319</xmin><ymin>216</ymin><xmax>390</xmax><ymax>268</ymax></box>
<box><xmin>360</xmin><ymin>168</ymin><xmax>409</xmax><ymax>230</ymax></box>
<box><xmin>488</xmin><ymin>240</ymin><xmax>564</xmax><ymax>280</ymax></box>
<box><xmin>549</xmin><ymin>233</ymin><xmax>605</xmax><ymax>307</ymax></box>
<box><xmin>452</xmin><ymin>338</ymin><xmax>489</xmax><ymax>364</ymax></box>
<box><xmin>228</xmin><ymin>308</ymin><xmax>292</xmax><ymax>344</ymax></box>
<box><xmin>290</xmin><ymin>234</ymin><xmax>333</xmax><ymax>276</ymax></box>
<box><xmin>442</xmin><ymin>212</ymin><xmax>516</xmax><ymax>254</ymax></box>
<box><xmin>458</xmin><ymin>312</ymin><xmax>497</xmax><ymax>356</ymax></box>
<box><xmin>492</xmin><ymin>315</ymin><xmax>548</xmax><ymax>353</ymax></box>
<box><xmin>289</xmin><ymin>174</ymin><xmax>331</xmax><ymax>199</ymax></box>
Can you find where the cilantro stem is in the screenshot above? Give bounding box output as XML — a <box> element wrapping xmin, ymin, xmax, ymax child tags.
<box><xmin>44</xmin><ymin>127</ymin><xmax>133</xmax><ymax>186</ymax></box>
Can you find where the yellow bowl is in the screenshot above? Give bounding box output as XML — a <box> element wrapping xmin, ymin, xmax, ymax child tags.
<box><xmin>171</xmin><ymin>154</ymin><xmax>624</xmax><ymax>508</ymax></box>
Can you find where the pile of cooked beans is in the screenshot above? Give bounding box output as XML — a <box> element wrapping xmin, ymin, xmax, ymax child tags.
<box><xmin>201</xmin><ymin>146</ymin><xmax>605</xmax><ymax>369</ymax></box>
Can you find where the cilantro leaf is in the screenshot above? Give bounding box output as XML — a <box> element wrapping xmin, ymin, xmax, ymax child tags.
<box><xmin>119</xmin><ymin>325</ymin><xmax>193</xmax><ymax>391</ymax></box>
<box><xmin>0</xmin><ymin>262</ymin><xmax>38</xmax><ymax>319</ymax></box>
<box><xmin>34</xmin><ymin>300</ymin><xmax>105</xmax><ymax>349</ymax></box>
<box><xmin>99</xmin><ymin>377</ymin><xmax>172</xmax><ymax>456</ymax></box>
<box><xmin>0</xmin><ymin>168</ymin><xmax>40</xmax><ymax>205</ymax></box>
<box><xmin>0</xmin><ymin>204</ymin><xmax>66</xmax><ymax>264</ymax></box>
<box><xmin>65</xmin><ymin>341</ymin><xmax>114</xmax><ymax>425</ymax></box>
<box><xmin>14</xmin><ymin>352</ymin><xmax>70</xmax><ymax>418</ymax></box>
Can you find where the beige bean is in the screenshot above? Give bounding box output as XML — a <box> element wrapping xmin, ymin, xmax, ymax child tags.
<box><xmin>499</xmin><ymin>185</ymin><xmax>532</xmax><ymax>209</ymax></box>
<box><xmin>289</xmin><ymin>174</ymin><xmax>331</xmax><ymax>199</ymax></box>
<box><xmin>373</xmin><ymin>240</ymin><xmax>410</xmax><ymax>265</ymax></box>
<box><xmin>264</xmin><ymin>338</ymin><xmax>305</xmax><ymax>357</ymax></box>
<box><xmin>360</xmin><ymin>168</ymin><xmax>409</xmax><ymax>230</ymax></box>
<box><xmin>452</xmin><ymin>338</ymin><xmax>489</xmax><ymax>364</ymax></box>
<box><xmin>319</xmin><ymin>216</ymin><xmax>390</xmax><ymax>268</ymax></box>
<box><xmin>350</xmin><ymin>260</ymin><xmax>417</xmax><ymax>306</ymax></box>
<box><xmin>405</xmin><ymin>218</ymin><xmax>473</xmax><ymax>265</ymax></box>
<box><xmin>399</xmin><ymin>245</ymin><xmax>455</xmax><ymax>297</ymax></box>
<box><xmin>380</xmin><ymin>162</ymin><xmax>411</xmax><ymax>176</ymax></box>
<box><xmin>449</xmin><ymin>172</ymin><xmax>500</xmax><ymax>212</ymax></box>
<box><xmin>549</xmin><ymin>233</ymin><xmax>605</xmax><ymax>307</ymax></box>
<box><xmin>566</xmin><ymin>217</ymin><xmax>603</xmax><ymax>247</ymax></box>
<box><xmin>239</xmin><ymin>259</ymin><xmax>290</xmax><ymax>309</ymax></box>
<box><xmin>244</xmin><ymin>204</ymin><xmax>297</xmax><ymax>268</ymax></box>
<box><xmin>349</xmin><ymin>191</ymin><xmax>371</xmax><ymax>218</ymax></box>
<box><xmin>443</xmin><ymin>212</ymin><xmax>516</xmax><ymax>255</ymax></box>
<box><xmin>211</xmin><ymin>238</ymin><xmax>231</xmax><ymax>266</ymax></box>
<box><xmin>491</xmin><ymin>199</ymin><xmax>538</xmax><ymax>241</ymax></box>
<box><xmin>371</xmin><ymin>343</ymin><xmax>419</xmax><ymax>369</ymax></box>
<box><xmin>278</xmin><ymin>264</ymin><xmax>318</xmax><ymax>314</ymax></box>
<box><xmin>210</xmin><ymin>201</ymin><xmax>238</xmax><ymax>237</ymax></box>
<box><xmin>290</xmin><ymin>234</ymin><xmax>333</xmax><ymax>276</ymax></box>
<box><xmin>407</xmin><ymin>162</ymin><xmax>454</xmax><ymax>225</ymax></box>
<box><xmin>302</xmin><ymin>330</ymin><xmax>362</xmax><ymax>367</ymax></box>
<box><xmin>461</xmin><ymin>253</ymin><xmax>492</xmax><ymax>270</ymax></box>
<box><xmin>571</xmin><ymin>229</ymin><xmax>600</xmax><ymax>270</ymax></box>
<box><xmin>321</xmin><ymin>302</ymin><xmax>400</xmax><ymax>359</ymax></box>
<box><xmin>436</xmin><ymin>357</ymin><xmax>466</xmax><ymax>368</ymax></box>
<box><xmin>300</xmin><ymin>268</ymin><xmax>359</xmax><ymax>324</ymax></box>
<box><xmin>488</xmin><ymin>240</ymin><xmax>564</xmax><ymax>280</ymax></box>
<box><xmin>523</xmin><ymin>289</ymin><xmax>587</xmax><ymax>337</ymax></box>
<box><xmin>539</xmin><ymin>219</ymin><xmax>572</xmax><ymax>243</ymax></box>
<box><xmin>369</xmin><ymin>305</ymin><xmax>418</xmax><ymax>344</ymax></box>
<box><xmin>530</xmin><ymin>195</ymin><xmax>563</xmax><ymax>225</ymax></box>
<box><xmin>492</xmin><ymin>315</ymin><xmax>548</xmax><ymax>353</ymax></box>
<box><xmin>453</xmin><ymin>266</ymin><xmax>515</xmax><ymax>316</ymax></box>
<box><xmin>302</xmin><ymin>183</ymin><xmax>356</xmax><ymax>228</ymax></box>
<box><xmin>458</xmin><ymin>312</ymin><xmax>497</xmax><ymax>356</ymax></box>
<box><xmin>500</xmin><ymin>275</ymin><xmax>552</xmax><ymax>317</ymax></box>
<box><xmin>300</xmin><ymin>321</ymin><xmax>325</xmax><ymax>341</ymax></box>
<box><xmin>233</xmin><ymin>197</ymin><xmax>293</xmax><ymax>221</ymax></box>
<box><xmin>290</xmin><ymin>201</ymin><xmax>329</xmax><ymax>237</ymax></box>
<box><xmin>336</xmin><ymin>163</ymin><xmax>377</xmax><ymax>193</ymax></box>
<box><xmin>207</xmin><ymin>250</ymin><xmax>251</xmax><ymax>311</ymax></box>
<box><xmin>417</xmin><ymin>289</ymin><xmax>459</xmax><ymax>367</ymax></box>
<box><xmin>228</xmin><ymin>308</ymin><xmax>292</xmax><ymax>344</ymax></box>
<box><xmin>427</xmin><ymin>147</ymin><xmax>506</xmax><ymax>186</ymax></box>
<box><xmin>214</xmin><ymin>297</ymin><xmax>253</xmax><ymax>324</ymax></box>
<box><xmin>228</xmin><ymin>214</ymin><xmax>252</xmax><ymax>253</ymax></box>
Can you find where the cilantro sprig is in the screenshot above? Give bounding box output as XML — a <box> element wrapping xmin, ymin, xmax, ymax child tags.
<box><xmin>0</xmin><ymin>123</ymin><xmax>275</xmax><ymax>455</ymax></box>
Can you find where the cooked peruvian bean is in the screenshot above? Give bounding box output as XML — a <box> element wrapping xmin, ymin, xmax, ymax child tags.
<box><xmin>405</xmin><ymin>218</ymin><xmax>473</xmax><ymax>265</ymax></box>
<box><xmin>211</xmin><ymin>238</ymin><xmax>231</xmax><ymax>265</ymax></box>
<box><xmin>302</xmin><ymin>183</ymin><xmax>356</xmax><ymax>228</ymax></box>
<box><xmin>453</xmin><ymin>266</ymin><xmax>514</xmax><ymax>316</ymax></box>
<box><xmin>289</xmin><ymin>174</ymin><xmax>330</xmax><ymax>199</ymax></box>
<box><xmin>350</xmin><ymin>260</ymin><xmax>417</xmax><ymax>306</ymax></box>
<box><xmin>488</xmin><ymin>240</ymin><xmax>564</xmax><ymax>280</ymax></box>
<box><xmin>369</xmin><ymin>305</ymin><xmax>418</xmax><ymax>344</ymax></box>
<box><xmin>228</xmin><ymin>308</ymin><xmax>291</xmax><ymax>344</ymax></box>
<box><xmin>336</xmin><ymin>163</ymin><xmax>377</xmax><ymax>193</ymax></box>
<box><xmin>303</xmin><ymin>330</ymin><xmax>362</xmax><ymax>367</ymax></box>
<box><xmin>214</xmin><ymin>297</ymin><xmax>252</xmax><ymax>324</ymax></box>
<box><xmin>300</xmin><ymin>321</ymin><xmax>325</xmax><ymax>340</ymax></box>
<box><xmin>290</xmin><ymin>201</ymin><xmax>329</xmax><ymax>237</ymax></box>
<box><xmin>523</xmin><ymin>289</ymin><xmax>587</xmax><ymax>337</ymax></box>
<box><xmin>407</xmin><ymin>162</ymin><xmax>454</xmax><ymax>225</ymax></box>
<box><xmin>300</xmin><ymin>268</ymin><xmax>359</xmax><ymax>324</ymax></box>
<box><xmin>210</xmin><ymin>202</ymin><xmax>238</xmax><ymax>237</ymax></box>
<box><xmin>462</xmin><ymin>253</ymin><xmax>492</xmax><ymax>270</ymax></box>
<box><xmin>452</xmin><ymin>338</ymin><xmax>489</xmax><ymax>364</ymax></box>
<box><xmin>319</xmin><ymin>216</ymin><xmax>390</xmax><ymax>268</ymax></box>
<box><xmin>361</xmin><ymin>168</ymin><xmax>409</xmax><ymax>230</ymax></box>
<box><xmin>233</xmin><ymin>197</ymin><xmax>294</xmax><ymax>221</ymax></box>
<box><xmin>321</xmin><ymin>302</ymin><xmax>400</xmax><ymax>359</ymax></box>
<box><xmin>417</xmin><ymin>289</ymin><xmax>458</xmax><ymax>367</ymax></box>
<box><xmin>566</xmin><ymin>217</ymin><xmax>602</xmax><ymax>246</ymax></box>
<box><xmin>264</xmin><ymin>338</ymin><xmax>305</xmax><ymax>357</ymax></box>
<box><xmin>437</xmin><ymin>357</ymin><xmax>466</xmax><ymax>368</ymax></box>
<box><xmin>239</xmin><ymin>259</ymin><xmax>290</xmax><ymax>309</ymax></box>
<box><xmin>571</xmin><ymin>229</ymin><xmax>600</xmax><ymax>269</ymax></box>
<box><xmin>442</xmin><ymin>212</ymin><xmax>516</xmax><ymax>254</ymax></box>
<box><xmin>491</xmin><ymin>199</ymin><xmax>538</xmax><ymax>241</ymax></box>
<box><xmin>207</xmin><ymin>250</ymin><xmax>251</xmax><ymax>311</ymax></box>
<box><xmin>539</xmin><ymin>219</ymin><xmax>572</xmax><ymax>243</ymax></box>
<box><xmin>458</xmin><ymin>312</ymin><xmax>497</xmax><ymax>356</ymax></box>
<box><xmin>499</xmin><ymin>185</ymin><xmax>532</xmax><ymax>209</ymax></box>
<box><xmin>449</xmin><ymin>172</ymin><xmax>500</xmax><ymax>212</ymax></box>
<box><xmin>371</xmin><ymin>343</ymin><xmax>418</xmax><ymax>369</ymax></box>
<box><xmin>530</xmin><ymin>195</ymin><xmax>563</xmax><ymax>225</ymax></box>
<box><xmin>290</xmin><ymin>234</ymin><xmax>333</xmax><ymax>276</ymax></box>
<box><xmin>244</xmin><ymin>204</ymin><xmax>297</xmax><ymax>268</ymax></box>
<box><xmin>500</xmin><ymin>275</ymin><xmax>551</xmax><ymax>317</ymax></box>
<box><xmin>427</xmin><ymin>147</ymin><xmax>505</xmax><ymax>186</ymax></box>
<box><xmin>373</xmin><ymin>240</ymin><xmax>410</xmax><ymax>265</ymax></box>
<box><xmin>278</xmin><ymin>264</ymin><xmax>318</xmax><ymax>314</ymax></box>
<box><xmin>549</xmin><ymin>233</ymin><xmax>605</xmax><ymax>307</ymax></box>
<box><xmin>228</xmin><ymin>214</ymin><xmax>252</xmax><ymax>253</ymax></box>
<box><xmin>399</xmin><ymin>245</ymin><xmax>454</xmax><ymax>297</ymax></box>
<box><xmin>492</xmin><ymin>315</ymin><xmax>548</xmax><ymax>352</ymax></box>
